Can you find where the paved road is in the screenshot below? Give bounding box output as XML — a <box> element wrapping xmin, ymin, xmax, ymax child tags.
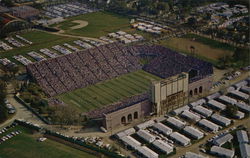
<box><xmin>44</xmin><ymin>29</ymin><xmax>108</xmax><ymax>44</ymax></box>
<box><xmin>0</xmin><ymin>84</ymin><xmax>45</xmax><ymax>129</ymax></box>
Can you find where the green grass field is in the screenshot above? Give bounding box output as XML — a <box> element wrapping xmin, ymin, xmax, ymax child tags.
<box><xmin>0</xmin><ymin>126</ymin><xmax>97</xmax><ymax>158</ymax></box>
<box><xmin>158</xmin><ymin>36</ymin><xmax>234</xmax><ymax>65</ymax></box>
<box><xmin>183</xmin><ymin>34</ymin><xmax>236</xmax><ymax>51</ymax></box>
<box><xmin>53</xmin><ymin>11</ymin><xmax>131</xmax><ymax>38</ymax></box>
<box><xmin>57</xmin><ymin>70</ymin><xmax>161</xmax><ymax>112</ymax></box>
<box><xmin>0</xmin><ymin>31</ymin><xmax>79</xmax><ymax>64</ymax></box>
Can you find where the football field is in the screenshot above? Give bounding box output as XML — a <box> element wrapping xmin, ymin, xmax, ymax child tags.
<box><xmin>57</xmin><ymin>70</ymin><xmax>161</xmax><ymax>112</ymax></box>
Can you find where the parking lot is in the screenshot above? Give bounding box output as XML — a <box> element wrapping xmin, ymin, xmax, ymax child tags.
<box><xmin>0</xmin><ymin>38</ymin><xmax>99</xmax><ymax>66</ymax></box>
<box><xmin>43</xmin><ymin>2</ymin><xmax>98</xmax><ymax>18</ymax></box>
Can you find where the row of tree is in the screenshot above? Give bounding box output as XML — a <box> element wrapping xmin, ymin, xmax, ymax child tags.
<box><xmin>0</xmin><ymin>80</ymin><xmax>8</xmax><ymax>123</ymax></box>
<box><xmin>105</xmin><ymin>0</ymin><xmax>174</xmax><ymax>15</ymax></box>
<box><xmin>218</xmin><ymin>48</ymin><xmax>249</xmax><ymax>69</ymax></box>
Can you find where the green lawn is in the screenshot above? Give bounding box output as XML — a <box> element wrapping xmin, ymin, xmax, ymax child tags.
<box><xmin>157</xmin><ymin>37</ymin><xmax>234</xmax><ymax>65</ymax></box>
<box><xmin>54</xmin><ymin>11</ymin><xmax>131</xmax><ymax>38</ymax></box>
<box><xmin>57</xmin><ymin>70</ymin><xmax>161</xmax><ymax>112</ymax></box>
<box><xmin>0</xmin><ymin>126</ymin><xmax>97</xmax><ymax>158</ymax></box>
<box><xmin>183</xmin><ymin>34</ymin><xmax>236</xmax><ymax>51</ymax></box>
<box><xmin>0</xmin><ymin>31</ymin><xmax>78</xmax><ymax>64</ymax></box>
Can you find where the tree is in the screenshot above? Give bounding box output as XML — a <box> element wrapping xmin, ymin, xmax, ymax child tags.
<box><xmin>187</xmin><ymin>17</ymin><xmax>197</xmax><ymax>28</ymax></box>
<box><xmin>51</xmin><ymin>106</ymin><xmax>84</xmax><ymax>127</ymax></box>
<box><xmin>232</xmin><ymin>48</ymin><xmax>249</xmax><ymax>66</ymax></box>
<box><xmin>0</xmin><ymin>80</ymin><xmax>8</xmax><ymax>123</ymax></box>
<box><xmin>168</xmin><ymin>0</ymin><xmax>174</xmax><ymax>10</ymax></box>
<box><xmin>1</xmin><ymin>0</ymin><xmax>14</xmax><ymax>7</ymax></box>
<box><xmin>225</xmin><ymin>104</ymin><xmax>238</xmax><ymax>117</ymax></box>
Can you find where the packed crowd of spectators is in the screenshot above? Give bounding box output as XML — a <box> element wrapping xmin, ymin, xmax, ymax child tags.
<box><xmin>27</xmin><ymin>43</ymin><xmax>142</xmax><ymax>97</ymax></box>
<box><xmin>86</xmin><ymin>93</ymin><xmax>149</xmax><ymax>119</ymax></box>
<box><xmin>132</xmin><ymin>45</ymin><xmax>213</xmax><ymax>83</ymax></box>
<box><xmin>27</xmin><ymin>43</ymin><xmax>213</xmax><ymax>98</ymax></box>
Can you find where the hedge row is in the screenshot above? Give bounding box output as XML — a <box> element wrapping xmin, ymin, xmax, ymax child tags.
<box><xmin>14</xmin><ymin>119</ymin><xmax>42</xmax><ymax>131</ymax></box>
<box><xmin>45</xmin><ymin>130</ymin><xmax>124</xmax><ymax>158</ymax></box>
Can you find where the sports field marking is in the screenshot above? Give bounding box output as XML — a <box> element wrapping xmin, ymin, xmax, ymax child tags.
<box><xmin>57</xmin><ymin>70</ymin><xmax>162</xmax><ymax>112</ymax></box>
<box><xmin>70</xmin><ymin>20</ymin><xmax>89</xmax><ymax>30</ymax></box>
<box><xmin>69</xmin><ymin>99</ymin><xmax>82</xmax><ymax>108</ymax></box>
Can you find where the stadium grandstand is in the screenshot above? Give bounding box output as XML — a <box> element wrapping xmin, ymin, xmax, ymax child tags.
<box><xmin>27</xmin><ymin>43</ymin><xmax>213</xmax><ymax>97</ymax></box>
<box><xmin>27</xmin><ymin>43</ymin><xmax>213</xmax><ymax>130</ymax></box>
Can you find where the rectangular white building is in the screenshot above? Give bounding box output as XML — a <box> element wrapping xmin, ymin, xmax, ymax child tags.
<box><xmin>240</xmin><ymin>86</ymin><xmax>250</xmax><ymax>94</ymax></box>
<box><xmin>206</xmin><ymin>92</ymin><xmax>221</xmax><ymax>101</ymax></box>
<box><xmin>166</xmin><ymin>117</ymin><xmax>186</xmax><ymax>129</ymax></box>
<box><xmin>189</xmin><ymin>99</ymin><xmax>206</xmax><ymax>108</ymax></box>
<box><xmin>237</xmin><ymin>130</ymin><xmax>249</xmax><ymax>144</ymax></box>
<box><xmin>207</xmin><ymin>100</ymin><xmax>226</xmax><ymax>111</ymax></box>
<box><xmin>183</xmin><ymin>126</ymin><xmax>204</xmax><ymax>140</ymax></box>
<box><xmin>137</xmin><ymin>146</ymin><xmax>159</xmax><ymax>158</ymax></box>
<box><xmin>198</xmin><ymin>119</ymin><xmax>220</xmax><ymax>132</ymax></box>
<box><xmin>135</xmin><ymin>120</ymin><xmax>155</xmax><ymax>130</ymax></box>
<box><xmin>152</xmin><ymin>140</ymin><xmax>174</xmax><ymax>154</ymax></box>
<box><xmin>121</xmin><ymin>136</ymin><xmax>141</xmax><ymax>150</ymax></box>
<box><xmin>235</xmin><ymin>102</ymin><xmax>250</xmax><ymax>112</ymax></box>
<box><xmin>217</xmin><ymin>95</ymin><xmax>237</xmax><ymax>105</ymax></box>
<box><xmin>239</xmin><ymin>143</ymin><xmax>250</xmax><ymax>158</ymax></box>
<box><xmin>170</xmin><ymin>132</ymin><xmax>190</xmax><ymax>146</ymax></box>
<box><xmin>210</xmin><ymin>146</ymin><xmax>234</xmax><ymax>158</ymax></box>
<box><xmin>229</xmin><ymin>90</ymin><xmax>249</xmax><ymax>100</ymax></box>
<box><xmin>211</xmin><ymin>114</ymin><xmax>231</xmax><ymax>127</ymax></box>
<box><xmin>184</xmin><ymin>152</ymin><xmax>207</xmax><ymax>158</ymax></box>
<box><xmin>234</xmin><ymin>111</ymin><xmax>245</xmax><ymax>119</ymax></box>
<box><xmin>172</xmin><ymin>105</ymin><xmax>190</xmax><ymax>115</ymax></box>
<box><xmin>233</xmin><ymin>80</ymin><xmax>248</xmax><ymax>89</ymax></box>
<box><xmin>180</xmin><ymin>110</ymin><xmax>201</xmax><ymax>122</ymax></box>
<box><xmin>137</xmin><ymin>130</ymin><xmax>156</xmax><ymax>143</ymax></box>
<box><xmin>152</xmin><ymin>123</ymin><xmax>172</xmax><ymax>135</ymax></box>
<box><xmin>192</xmin><ymin>106</ymin><xmax>213</xmax><ymax>117</ymax></box>
<box><xmin>213</xmin><ymin>133</ymin><xmax>233</xmax><ymax>146</ymax></box>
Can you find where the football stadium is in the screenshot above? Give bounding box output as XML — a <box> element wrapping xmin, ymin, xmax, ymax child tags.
<box><xmin>26</xmin><ymin>43</ymin><xmax>213</xmax><ymax>130</ymax></box>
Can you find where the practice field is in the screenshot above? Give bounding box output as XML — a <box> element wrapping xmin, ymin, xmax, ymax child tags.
<box><xmin>0</xmin><ymin>31</ymin><xmax>79</xmax><ymax>64</ymax></box>
<box><xmin>0</xmin><ymin>126</ymin><xmax>97</xmax><ymax>158</ymax></box>
<box><xmin>57</xmin><ymin>70</ymin><xmax>161</xmax><ymax>112</ymax></box>
<box><xmin>53</xmin><ymin>11</ymin><xmax>131</xmax><ymax>37</ymax></box>
<box><xmin>158</xmin><ymin>37</ymin><xmax>233</xmax><ymax>62</ymax></box>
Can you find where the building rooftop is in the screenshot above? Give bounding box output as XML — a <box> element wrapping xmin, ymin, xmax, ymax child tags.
<box><xmin>152</xmin><ymin>140</ymin><xmax>173</xmax><ymax>154</ymax></box>
<box><xmin>207</xmin><ymin>100</ymin><xmax>226</xmax><ymax>110</ymax></box>
<box><xmin>167</xmin><ymin>117</ymin><xmax>186</xmax><ymax>129</ymax></box>
<box><xmin>183</xmin><ymin>126</ymin><xmax>204</xmax><ymax>139</ymax></box>
<box><xmin>239</xmin><ymin>143</ymin><xmax>250</xmax><ymax>158</ymax></box>
<box><xmin>170</xmin><ymin>132</ymin><xmax>190</xmax><ymax>146</ymax></box>
<box><xmin>213</xmin><ymin>133</ymin><xmax>233</xmax><ymax>146</ymax></box>
<box><xmin>211</xmin><ymin>146</ymin><xmax>234</xmax><ymax>158</ymax></box>
<box><xmin>137</xmin><ymin>146</ymin><xmax>158</xmax><ymax>158</ymax></box>
<box><xmin>137</xmin><ymin>130</ymin><xmax>156</xmax><ymax>143</ymax></box>
<box><xmin>193</xmin><ymin>106</ymin><xmax>213</xmax><ymax>117</ymax></box>
<box><xmin>180</xmin><ymin>110</ymin><xmax>201</xmax><ymax>122</ymax></box>
<box><xmin>198</xmin><ymin>119</ymin><xmax>220</xmax><ymax>132</ymax></box>
<box><xmin>211</xmin><ymin>113</ymin><xmax>231</xmax><ymax>126</ymax></box>
<box><xmin>152</xmin><ymin>122</ymin><xmax>172</xmax><ymax>135</ymax></box>
<box><xmin>237</xmin><ymin>130</ymin><xmax>249</xmax><ymax>144</ymax></box>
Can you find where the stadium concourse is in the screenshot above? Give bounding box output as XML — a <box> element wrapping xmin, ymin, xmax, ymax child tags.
<box><xmin>27</xmin><ymin>43</ymin><xmax>213</xmax><ymax>130</ymax></box>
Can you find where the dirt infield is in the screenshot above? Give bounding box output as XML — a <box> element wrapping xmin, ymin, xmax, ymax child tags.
<box><xmin>70</xmin><ymin>20</ymin><xmax>88</xmax><ymax>30</ymax></box>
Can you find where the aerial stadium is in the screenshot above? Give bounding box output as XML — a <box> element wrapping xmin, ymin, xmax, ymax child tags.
<box><xmin>27</xmin><ymin>43</ymin><xmax>213</xmax><ymax>131</ymax></box>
